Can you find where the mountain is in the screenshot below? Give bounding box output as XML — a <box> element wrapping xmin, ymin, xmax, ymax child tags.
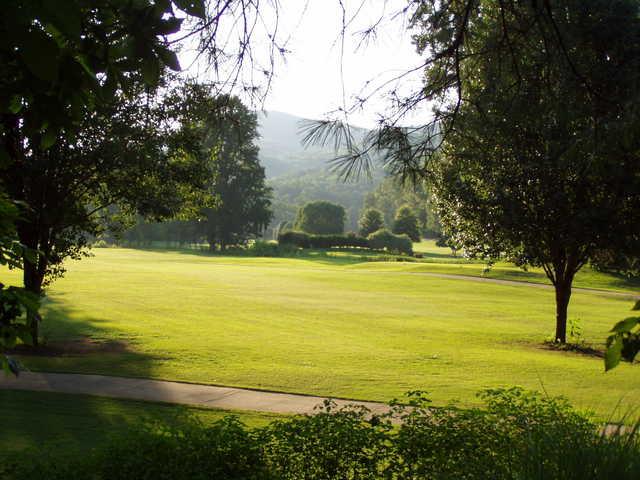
<box><xmin>256</xmin><ymin>110</ymin><xmax>369</xmax><ymax>178</ymax></box>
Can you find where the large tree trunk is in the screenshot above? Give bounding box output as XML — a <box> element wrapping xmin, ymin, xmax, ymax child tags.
<box><xmin>554</xmin><ymin>279</ymin><xmax>572</xmax><ymax>343</ymax></box>
<box><xmin>23</xmin><ymin>257</ymin><xmax>45</xmax><ymax>346</ymax></box>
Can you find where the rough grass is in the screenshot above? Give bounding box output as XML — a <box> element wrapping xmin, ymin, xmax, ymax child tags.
<box><xmin>4</xmin><ymin>247</ymin><xmax>640</xmax><ymax>418</ymax></box>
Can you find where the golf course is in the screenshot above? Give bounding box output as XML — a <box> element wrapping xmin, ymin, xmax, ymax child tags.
<box><xmin>4</xmin><ymin>242</ymin><xmax>638</xmax><ymax>421</ymax></box>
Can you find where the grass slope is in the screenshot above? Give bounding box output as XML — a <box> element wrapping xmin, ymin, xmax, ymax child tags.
<box><xmin>4</xmin><ymin>247</ymin><xmax>640</xmax><ymax>417</ymax></box>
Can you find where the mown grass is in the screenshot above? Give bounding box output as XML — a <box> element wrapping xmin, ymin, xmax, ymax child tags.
<box><xmin>3</xmin><ymin>247</ymin><xmax>639</xmax><ymax>418</ymax></box>
<box><xmin>0</xmin><ymin>389</ymin><xmax>281</xmax><ymax>456</ymax></box>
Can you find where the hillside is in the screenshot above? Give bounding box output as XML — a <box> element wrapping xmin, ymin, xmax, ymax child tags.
<box><xmin>257</xmin><ymin>111</ymin><xmax>381</xmax><ymax>235</ymax></box>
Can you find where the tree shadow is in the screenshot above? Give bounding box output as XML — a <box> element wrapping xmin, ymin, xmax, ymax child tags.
<box><xmin>121</xmin><ymin>245</ymin><xmax>424</xmax><ymax>267</ymax></box>
<box><xmin>0</xmin><ymin>296</ymin><xmax>210</xmax><ymax>458</ymax></box>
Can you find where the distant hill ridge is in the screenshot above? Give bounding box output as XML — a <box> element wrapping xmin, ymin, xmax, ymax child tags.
<box><xmin>256</xmin><ymin>110</ymin><xmax>368</xmax><ymax>179</ymax></box>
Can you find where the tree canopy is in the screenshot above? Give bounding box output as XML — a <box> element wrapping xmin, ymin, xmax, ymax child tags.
<box><xmin>295</xmin><ymin>201</ymin><xmax>346</xmax><ymax>235</ymax></box>
<box><xmin>199</xmin><ymin>95</ymin><xmax>272</xmax><ymax>250</ymax></box>
<box><xmin>358</xmin><ymin>208</ymin><xmax>385</xmax><ymax>238</ymax></box>
<box><xmin>428</xmin><ymin>0</ymin><xmax>640</xmax><ymax>343</ymax></box>
<box><xmin>392</xmin><ymin>205</ymin><xmax>421</xmax><ymax>243</ymax></box>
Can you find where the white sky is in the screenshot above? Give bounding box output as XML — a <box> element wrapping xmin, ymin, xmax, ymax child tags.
<box><xmin>181</xmin><ymin>0</ymin><xmax>430</xmax><ymax>129</ymax></box>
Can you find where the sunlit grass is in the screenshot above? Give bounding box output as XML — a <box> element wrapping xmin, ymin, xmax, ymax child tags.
<box><xmin>3</xmin><ymin>248</ymin><xmax>638</xmax><ymax>418</ymax></box>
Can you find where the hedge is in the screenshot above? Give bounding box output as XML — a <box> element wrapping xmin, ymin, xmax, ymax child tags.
<box><xmin>367</xmin><ymin>229</ymin><xmax>413</xmax><ymax>256</ymax></box>
<box><xmin>278</xmin><ymin>231</ymin><xmax>368</xmax><ymax>249</ymax></box>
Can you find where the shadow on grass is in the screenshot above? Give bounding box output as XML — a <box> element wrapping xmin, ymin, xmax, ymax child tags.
<box><xmin>0</xmin><ymin>390</ymin><xmax>205</xmax><ymax>457</ymax></box>
<box><xmin>0</xmin><ymin>296</ymin><xmax>207</xmax><ymax>456</ymax></box>
<box><xmin>117</xmin><ymin>244</ymin><xmax>470</xmax><ymax>267</ymax></box>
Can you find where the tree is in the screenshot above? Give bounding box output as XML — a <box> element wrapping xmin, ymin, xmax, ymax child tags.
<box><xmin>200</xmin><ymin>96</ymin><xmax>273</xmax><ymax>250</ymax></box>
<box><xmin>295</xmin><ymin>201</ymin><xmax>346</xmax><ymax>235</ymax></box>
<box><xmin>358</xmin><ymin>208</ymin><xmax>384</xmax><ymax>238</ymax></box>
<box><xmin>1</xmin><ymin>0</ymin><xmax>290</xmax><ymax>344</ymax></box>
<box><xmin>392</xmin><ymin>205</ymin><xmax>421</xmax><ymax>243</ymax></box>
<box><xmin>3</xmin><ymin>81</ymin><xmax>215</xmax><ymax>344</ymax></box>
<box><xmin>0</xmin><ymin>1</ymin><xmax>213</xmax><ymax>345</ymax></box>
<box><xmin>428</xmin><ymin>1</ymin><xmax>640</xmax><ymax>343</ymax></box>
<box><xmin>363</xmin><ymin>178</ymin><xmax>440</xmax><ymax>238</ymax></box>
<box><xmin>0</xmin><ymin>194</ymin><xmax>39</xmax><ymax>371</ymax></box>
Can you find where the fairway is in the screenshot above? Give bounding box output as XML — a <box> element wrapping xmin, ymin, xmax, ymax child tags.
<box><xmin>7</xmin><ymin>248</ymin><xmax>640</xmax><ymax>417</ymax></box>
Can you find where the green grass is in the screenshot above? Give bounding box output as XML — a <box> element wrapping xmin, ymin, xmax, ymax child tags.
<box><xmin>0</xmin><ymin>389</ymin><xmax>281</xmax><ymax>455</ymax></box>
<box><xmin>4</xmin><ymin>247</ymin><xmax>640</xmax><ymax>418</ymax></box>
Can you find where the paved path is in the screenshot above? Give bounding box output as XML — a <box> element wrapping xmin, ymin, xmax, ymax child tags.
<box><xmin>399</xmin><ymin>272</ymin><xmax>639</xmax><ymax>299</ymax></box>
<box><xmin>0</xmin><ymin>372</ymin><xmax>390</xmax><ymax>415</ymax></box>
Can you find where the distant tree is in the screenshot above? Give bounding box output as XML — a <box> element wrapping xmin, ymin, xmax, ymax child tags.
<box><xmin>358</xmin><ymin>208</ymin><xmax>384</xmax><ymax>238</ymax></box>
<box><xmin>201</xmin><ymin>96</ymin><xmax>273</xmax><ymax>250</ymax></box>
<box><xmin>295</xmin><ymin>201</ymin><xmax>346</xmax><ymax>235</ymax></box>
<box><xmin>363</xmin><ymin>178</ymin><xmax>440</xmax><ymax>238</ymax></box>
<box><xmin>392</xmin><ymin>206</ymin><xmax>421</xmax><ymax>242</ymax></box>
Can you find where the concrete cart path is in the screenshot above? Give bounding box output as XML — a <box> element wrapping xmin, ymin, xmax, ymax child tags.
<box><xmin>400</xmin><ymin>271</ymin><xmax>639</xmax><ymax>299</ymax></box>
<box><xmin>0</xmin><ymin>371</ymin><xmax>390</xmax><ymax>415</ymax></box>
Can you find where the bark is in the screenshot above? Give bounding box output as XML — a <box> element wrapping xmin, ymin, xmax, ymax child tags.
<box><xmin>22</xmin><ymin>257</ymin><xmax>44</xmax><ymax>346</ymax></box>
<box><xmin>554</xmin><ymin>280</ymin><xmax>572</xmax><ymax>343</ymax></box>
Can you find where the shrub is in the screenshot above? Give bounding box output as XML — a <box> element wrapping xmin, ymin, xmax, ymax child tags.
<box><xmin>294</xmin><ymin>201</ymin><xmax>346</xmax><ymax>235</ymax></box>
<box><xmin>392</xmin><ymin>205</ymin><xmax>421</xmax><ymax>242</ymax></box>
<box><xmin>358</xmin><ymin>208</ymin><xmax>384</xmax><ymax>237</ymax></box>
<box><xmin>367</xmin><ymin>229</ymin><xmax>413</xmax><ymax>256</ymax></box>
<box><xmin>246</xmin><ymin>240</ymin><xmax>298</xmax><ymax>257</ymax></box>
<box><xmin>277</xmin><ymin>230</ymin><xmax>310</xmax><ymax>248</ymax></box>
<box><xmin>260</xmin><ymin>401</ymin><xmax>389</xmax><ymax>480</ymax></box>
<box><xmin>277</xmin><ymin>231</ymin><xmax>368</xmax><ymax>249</ymax></box>
<box><xmin>7</xmin><ymin>388</ymin><xmax>640</xmax><ymax>480</ymax></box>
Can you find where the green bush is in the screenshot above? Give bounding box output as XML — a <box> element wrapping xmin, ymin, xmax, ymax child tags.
<box><xmin>7</xmin><ymin>389</ymin><xmax>640</xmax><ymax>480</ymax></box>
<box><xmin>246</xmin><ymin>240</ymin><xmax>298</xmax><ymax>257</ymax></box>
<box><xmin>358</xmin><ymin>208</ymin><xmax>385</xmax><ymax>238</ymax></box>
<box><xmin>277</xmin><ymin>231</ymin><xmax>368</xmax><ymax>249</ymax></box>
<box><xmin>367</xmin><ymin>229</ymin><xmax>413</xmax><ymax>255</ymax></box>
<box><xmin>294</xmin><ymin>201</ymin><xmax>346</xmax><ymax>235</ymax></box>
<box><xmin>277</xmin><ymin>231</ymin><xmax>310</xmax><ymax>248</ymax></box>
<box><xmin>392</xmin><ymin>205</ymin><xmax>421</xmax><ymax>242</ymax></box>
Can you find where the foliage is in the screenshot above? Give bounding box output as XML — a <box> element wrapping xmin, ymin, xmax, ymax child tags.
<box><xmin>605</xmin><ymin>300</ymin><xmax>640</xmax><ymax>371</ymax></box>
<box><xmin>7</xmin><ymin>388</ymin><xmax>640</xmax><ymax>480</ymax></box>
<box><xmin>367</xmin><ymin>229</ymin><xmax>413</xmax><ymax>256</ymax></box>
<box><xmin>277</xmin><ymin>231</ymin><xmax>311</xmax><ymax>249</ymax></box>
<box><xmin>392</xmin><ymin>205</ymin><xmax>421</xmax><ymax>242</ymax></box>
<box><xmin>196</xmin><ymin>95</ymin><xmax>272</xmax><ymax>250</ymax></box>
<box><xmin>294</xmin><ymin>201</ymin><xmax>346</xmax><ymax>235</ymax></box>
<box><xmin>0</xmin><ymin>0</ymin><xmax>197</xmax><ymax>152</ymax></box>
<box><xmin>358</xmin><ymin>208</ymin><xmax>384</xmax><ymax>238</ymax></box>
<box><xmin>0</xmin><ymin>0</ymin><xmax>217</xmax><ymax>346</ymax></box>
<box><xmin>3</xmin><ymin>78</ymin><xmax>215</xmax><ymax>343</ymax></box>
<box><xmin>428</xmin><ymin>0</ymin><xmax>640</xmax><ymax>343</ymax></box>
<box><xmin>277</xmin><ymin>231</ymin><xmax>368</xmax><ymax>249</ymax></box>
<box><xmin>0</xmin><ymin>194</ymin><xmax>38</xmax><ymax>373</ymax></box>
<box><xmin>260</xmin><ymin>401</ymin><xmax>389</xmax><ymax>480</ymax></box>
<box><xmin>268</xmin><ymin>169</ymin><xmax>383</xmax><ymax>235</ymax></box>
<box><xmin>592</xmin><ymin>249</ymin><xmax>640</xmax><ymax>278</ymax></box>
<box><xmin>363</xmin><ymin>177</ymin><xmax>440</xmax><ymax>238</ymax></box>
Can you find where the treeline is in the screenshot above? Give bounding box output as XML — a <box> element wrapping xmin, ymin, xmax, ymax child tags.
<box><xmin>266</xmin><ymin>174</ymin><xmax>442</xmax><ymax>241</ymax></box>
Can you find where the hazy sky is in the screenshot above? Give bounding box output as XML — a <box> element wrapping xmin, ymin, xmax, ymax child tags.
<box><xmin>182</xmin><ymin>1</ymin><xmax>429</xmax><ymax>129</ymax></box>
